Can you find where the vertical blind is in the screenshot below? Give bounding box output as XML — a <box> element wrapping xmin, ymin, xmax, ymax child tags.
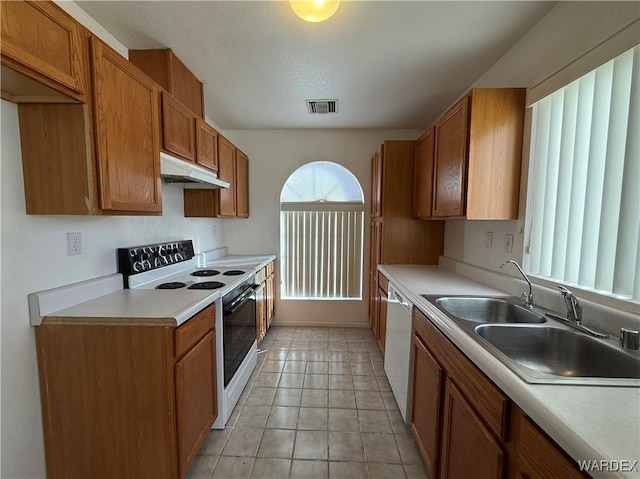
<box><xmin>280</xmin><ymin>204</ymin><xmax>364</xmax><ymax>299</ymax></box>
<box><xmin>527</xmin><ymin>45</ymin><xmax>639</xmax><ymax>301</ymax></box>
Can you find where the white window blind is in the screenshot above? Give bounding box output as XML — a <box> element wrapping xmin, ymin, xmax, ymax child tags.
<box><xmin>526</xmin><ymin>45</ymin><xmax>639</xmax><ymax>302</ymax></box>
<box><xmin>280</xmin><ymin>162</ymin><xmax>364</xmax><ymax>300</ymax></box>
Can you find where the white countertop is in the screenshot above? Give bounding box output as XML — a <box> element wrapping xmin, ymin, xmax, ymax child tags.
<box><xmin>34</xmin><ymin>254</ymin><xmax>275</xmax><ymax>327</ymax></box>
<box><xmin>379</xmin><ymin>264</ymin><xmax>640</xmax><ymax>479</ymax></box>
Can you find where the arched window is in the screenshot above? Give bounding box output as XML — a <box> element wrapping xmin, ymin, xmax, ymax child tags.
<box><xmin>280</xmin><ymin>162</ymin><xmax>364</xmax><ymax>300</ymax></box>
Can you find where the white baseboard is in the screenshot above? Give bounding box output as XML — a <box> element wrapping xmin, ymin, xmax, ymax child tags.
<box><xmin>270</xmin><ymin>319</ymin><xmax>369</xmax><ymax>328</ymax></box>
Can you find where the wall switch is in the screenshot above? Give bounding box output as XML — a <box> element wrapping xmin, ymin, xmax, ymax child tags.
<box><xmin>485</xmin><ymin>231</ymin><xmax>493</xmax><ymax>249</ymax></box>
<box><xmin>67</xmin><ymin>232</ymin><xmax>82</xmax><ymax>255</ymax></box>
<box><xmin>505</xmin><ymin>234</ymin><xmax>514</xmax><ymax>254</ymax></box>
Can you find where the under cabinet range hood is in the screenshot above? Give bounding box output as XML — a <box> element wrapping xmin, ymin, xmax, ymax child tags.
<box><xmin>160</xmin><ymin>152</ymin><xmax>230</xmax><ymax>189</ymax></box>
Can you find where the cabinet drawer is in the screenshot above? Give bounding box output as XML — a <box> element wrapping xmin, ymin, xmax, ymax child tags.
<box><xmin>413</xmin><ymin>308</ymin><xmax>509</xmax><ymax>440</ymax></box>
<box><xmin>175</xmin><ymin>304</ymin><xmax>215</xmax><ymax>358</ymax></box>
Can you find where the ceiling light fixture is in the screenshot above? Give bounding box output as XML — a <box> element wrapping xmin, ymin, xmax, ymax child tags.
<box><xmin>289</xmin><ymin>0</ymin><xmax>340</xmax><ymax>23</ymax></box>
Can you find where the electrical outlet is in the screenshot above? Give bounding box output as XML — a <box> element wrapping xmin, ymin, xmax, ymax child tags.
<box><xmin>505</xmin><ymin>234</ymin><xmax>514</xmax><ymax>254</ymax></box>
<box><xmin>67</xmin><ymin>232</ymin><xmax>82</xmax><ymax>255</ymax></box>
<box><xmin>484</xmin><ymin>231</ymin><xmax>493</xmax><ymax>249</ymax></box>
<box><xmin>212</xmin><ymin>225</ymin><xmax>217</xmax><ymax>236</ymax></box>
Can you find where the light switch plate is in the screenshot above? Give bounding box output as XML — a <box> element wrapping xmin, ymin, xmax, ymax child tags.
<box><xmin>505</xmin><ymin>234</ymin><xmax>514</xmax><ymax>254</ymax></box>
<box><xmin>485</xmin><ymin>231</ymin><xmax>493</xmax><ymax>249</ymax></box>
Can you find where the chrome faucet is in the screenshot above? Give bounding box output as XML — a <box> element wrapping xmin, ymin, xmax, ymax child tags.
<box><xmin>500</xmin><ymin>260</ymin><xmax>533</xmax><ymax>308</ymax></box>
<box><xmin>558</xmin><ymin>285</ymin><xmax>582</xmax><ymax>325</ymax></box>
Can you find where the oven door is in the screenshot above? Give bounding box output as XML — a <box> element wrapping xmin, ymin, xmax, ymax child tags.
<box><xmin>223</xmin><ymin>284</ymin><xmax>258</xmax><ymax>387</ymax></box>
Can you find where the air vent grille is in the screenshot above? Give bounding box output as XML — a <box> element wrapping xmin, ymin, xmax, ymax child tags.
<box><xmin>306</xmin><ymin>99</ymin><xmax>338</xmax><ymax>114</ymax></box>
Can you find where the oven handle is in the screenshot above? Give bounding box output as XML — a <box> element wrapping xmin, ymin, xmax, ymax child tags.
<box><xmin>224</xmin><ymin>284</ymin><xmax>259</xmax><ymax>314</ymax></box>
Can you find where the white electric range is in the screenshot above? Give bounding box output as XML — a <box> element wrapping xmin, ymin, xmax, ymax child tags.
<box><xmin>117</xmin><ymin>240</ymin><xmax>260</xmax><ymax>429</ymax></box>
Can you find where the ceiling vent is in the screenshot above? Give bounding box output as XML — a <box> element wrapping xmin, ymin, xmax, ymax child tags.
<box><xmin>306</xmin><ymin>99</ymin><xmax>338</xmax><ymax>114</ymax></box>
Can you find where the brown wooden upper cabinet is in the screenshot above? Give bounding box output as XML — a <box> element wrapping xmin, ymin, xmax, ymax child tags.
<box><xmin>183</xmin><ymin>136</ymin><xmax>250</xmax><ymax>219</ymax></box>
<box><xmin>90</xmin><ymin>37</ymin><xmax>163</xmax><ymax>213</ymax></box>
<box><xmin>161</xmin><ymin>91</ymin><xmax>196</xmax><ymax>162</ymax></box>
<box><xmin>1</xmin><ymin>0</ymin><xmax>86</xmax><ymax>102</ymax></box>
<box><xmin>217</xmin><ymin>135</ymin><xmax>238</xmax><ymax>217</ymax></box>
<box><xmin>417</xmin><ymin>88</ymin><xmax>525</xmax><ymax>220</ymax></box>
<box><xmin>129</xmin><ymin>48</ymin><xmax>204</xmax><ymax>118</ymax></box>
<box><xmin>413</xmin><ymin>126</ymin><xmax>436</xmax><ymax>219</ymax></box>
<box><xmin>17</xmin><ymin>33</ymin><xmax>163</xmax><ymax>215</ymax></box>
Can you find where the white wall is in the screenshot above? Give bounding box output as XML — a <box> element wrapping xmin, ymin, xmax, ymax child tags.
<box><xmin>222</xmin><ymin>129</ymin><xmax>420</xmax><ymax>326</ymax></box>
<box><xmin>0</xmin><ymin>100</ymin><xmax>226</xmax><ymax>478</ymax></box>
<box><xmin>442</xmin><ymin>1</ymin><xmax>640</xmax><ymax>274</ymax></box>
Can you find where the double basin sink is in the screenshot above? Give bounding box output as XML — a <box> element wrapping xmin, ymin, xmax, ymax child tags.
<box><xmin>421</xmin><ymin>295</ymin><xmax>640</xmax><ymax>386</ymax></box>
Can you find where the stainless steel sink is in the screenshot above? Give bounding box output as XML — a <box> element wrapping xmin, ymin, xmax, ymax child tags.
<box><xmin>433</xmin><ymin>297</ymin><xmax>546</xmax><ymax>324</ymax></box>
<box><xmin>475</xmin><ymin>325</ymin><xmax>640</xmax><ymax>381</ymax></box>
<box><xmin>421</xmin><ymin>294</ymin><xmax>640</xmax><ymax>386</ymax></box>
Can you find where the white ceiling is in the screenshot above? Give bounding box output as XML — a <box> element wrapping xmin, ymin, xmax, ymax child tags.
<box><xmin>76</xmin><ymin>1</ymin><xmax>555</xmax><ymax>130</ymax></box>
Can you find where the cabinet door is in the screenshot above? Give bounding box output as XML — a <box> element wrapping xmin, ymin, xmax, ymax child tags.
<box><xmin>90</xmin><ymin>37</ymin><xmax>162</xmax><ymax>213</ymax></box>
<box><xmin>371</xmin><ymin>147</ymin><xmax>383</xmax><ymax>218</ymax></box>
<box><xmin>433</xmin><ymin>97</ymin><xmax>469</xmax><ymax>218</ymax></box>
<box><xmin>1</xmin><ymin>0</ymin><xmax>85</xmax><ymax>98</ymax></box>
<box><xmin>175</xmin><ymin>330</ymin><xmax>217</xmax><ymax>478</ymax></box>
<box><xmin>196</xmin><ymin>118</ymin><xmax>218</xmax><ymax>173</ymax></box>
<box><xmin>162</xmin><ymin>91</ymin><xmax>196</xmax><ymax>161</ymax></box>
<box><xmin>235</xmin><ymin>150</ymin><xmax>249</xmax><ymax>218</ymax></box>
<box><xmin>414</xmin><ymin>126</ymin><xmax>435</xmax><ymax>219</ymax></box>
<box><xmin>439</xmin><ymin>379</ymin><xmax>505</xmax><ymax>479</ymax></box>
<box><xmin>217</xmin><ymin>135</ymin><xmax>237</xmax><ymax>217</ymax></box>
<box><xmin>410</xmin><ymin>334</ymin><xmax>443</xmax><ymax>477</ymax></box>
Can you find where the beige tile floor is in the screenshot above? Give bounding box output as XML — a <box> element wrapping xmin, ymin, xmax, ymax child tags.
<box><xmin>187</xmin><ymin>326</ymin><xmax>429</xmax><ymax>479</ymax></box>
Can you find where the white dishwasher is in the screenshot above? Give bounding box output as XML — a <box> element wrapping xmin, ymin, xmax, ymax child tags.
<box><xmin>384</xmin><ymin>281</ymin><xmax>413</xmax><ymax>421</ymax></box>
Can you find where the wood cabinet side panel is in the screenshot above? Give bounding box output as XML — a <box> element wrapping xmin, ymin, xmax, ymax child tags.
<box><xmin>169</xmin><ymin>51</ymin><xmax>204</xmax><ymax>118</ymax></box>
<box><xmin>380</xmin><ymin>140</ymin><xmax>444</xmax><ymax>265</ymax></box>
<box><xmin>35</xmin><ymin>324</ymin><xmax>177</xmax><ymax>479</ymax></box>
<box><xmin>128</xmin><ymin>49</ymin><xmax>171</xmax><ymax>91</ymax></box>
<box><xmin>414</xmin><ymin>126</ymin><xmax>436</xmax><ymax>219</ymax></box>
<box><xmin>184</xmin><ymin>190</ymin><xmax>217</xmax><ymax>217</ymax></box>
<box><xmin>467</xmin><ymin>89</ymin><xmax>525</xmax><ymax>220</ymax></box>
<box><xmin>17</xmin><ymin>103</ymin><xmax>96</xmax><ymax>214</ymax></box>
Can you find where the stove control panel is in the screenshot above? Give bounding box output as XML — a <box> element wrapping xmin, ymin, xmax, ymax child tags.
<box><xmin>117</xmin><ymin>240</ymin><xmax>195</xmax><ymax>277</ymax></box>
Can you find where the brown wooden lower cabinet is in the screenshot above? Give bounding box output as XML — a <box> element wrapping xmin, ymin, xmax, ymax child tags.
<box><xmin>377</xmin><ymin>286</ymin><xmax>388</xmax><ymax>353</ymax></box>
<box><xmin>410</xmin><ymin>307</ymin><xmax>590</xmax><ymax>479</ymax></box>
<box><xmin>410</xmin><ymin>334</ymin><xmax>443</xmax><ymax>477</ymax></box>
<box><xmin>35</xmin><ymin>304</ymin><xmax>217</xmax><ymax>479</ymax></box>
<box><xmin>440</xmin><ymin>378</ymin><xmax>505</xmax><ymax>479</ymax></box>
<box><xmin>256</xmin><ymin>260</ymin><xmax>276</xmax><ymax>343</ymax></box>
<box><xmin>513</xmin><ymin>409</ymin><xmax>589</xmax><ymax>479</ymax></box>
